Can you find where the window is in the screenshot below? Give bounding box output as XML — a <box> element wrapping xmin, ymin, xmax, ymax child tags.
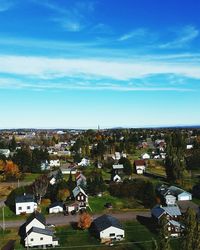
<box><xmin>168</xmin><ymin>227</ymin><xmax>171</xmax><ymax>231</ymax></box>
<box><xmin>77</xmin><ymin>196</ymin><xmax>80</xmax><ymax>201</ymax></box>
<box><xmin>81</xmin><ymin>195</ymin><xmax>84</xmax><ymax>200</ymax></box>
<box><xmin>40</xmin><ymin>237</ymin><xmax>43</xmax><ymax>240</ymax></box>
<box><xmin>27</xmin><ymin>206</ymin><xmax>30</xmax><ymax>209</ymax></box>
<box><xmin>19</xmin><ymin>207</ymin><xmax>22</xmax><ymax>210</ymax></box>
<box><xmin>31</xmin><ymin>239</ymin><xmax>34</xmax><ymax>241</ymax></box>
<box><xmin>109</xmin><ymin>233</ymin><xmax>115</xmax><ymax>237</ymax></box>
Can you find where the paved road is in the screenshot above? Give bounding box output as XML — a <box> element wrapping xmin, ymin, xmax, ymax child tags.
<box><xmin>1</xmin><ymin>211</ymin><xmax>151</xmax><ymax>229</ymax></box>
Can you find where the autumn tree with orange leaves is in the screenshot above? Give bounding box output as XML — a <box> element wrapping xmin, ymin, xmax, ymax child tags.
<box><xmin>4</xmin><ymin>160</ymin><xmax>21</xmax><ymax>180</ymax></box>
<box><xmin>78</xmin><ymin>210</ymin><xmax>92</xmax><ymax>230</ymax></box>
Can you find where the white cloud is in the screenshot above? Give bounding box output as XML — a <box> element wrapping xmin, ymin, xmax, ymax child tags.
<box><xmin>0</xmin><ymin>77</ymin><xmax>193</xmax><ymax>92</ymax></box>
<box><xmin>118</xmin><ymin>28</ymin><xmax>148</xmax><ymax>41</ymax></box>
<box><xmin>0</xmin><ymin>55</ymin><xmax>200</xmax><ymax>81</ymax></box>
<box><xmin>160</xmin><ymin>25</ymin><xmax>199</xmax><ymax>49</ymax></box>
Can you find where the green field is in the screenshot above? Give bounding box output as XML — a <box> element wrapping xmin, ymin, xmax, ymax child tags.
<box><xmin>89</xmin><ymin>193</ymin><xmax>144</xmax><ymax>213</ymax></box>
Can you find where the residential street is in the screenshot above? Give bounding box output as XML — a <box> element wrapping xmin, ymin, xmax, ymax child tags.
<box><xmin>1</xmin><ymin>211</ymin><xmax>151</xmax><ymax>229</ymax></box>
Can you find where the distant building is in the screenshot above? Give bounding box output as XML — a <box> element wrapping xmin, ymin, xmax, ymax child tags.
<box><xmin>0</xmin><ymin>149</ymin><xmax>10</xmax><ymax>158</ymax></box>
<box><xmin>134</xmin><ymin>160</ymin><xmax>146</xmax><ymax>174</ymax></box>
<box><xmin>15</xmin><ymin>194</ymin><xmax>37</xmax><ymax>215</ymax></box>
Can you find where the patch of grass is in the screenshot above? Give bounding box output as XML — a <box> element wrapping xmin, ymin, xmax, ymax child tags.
<box><xmin>22</xmin><ymin>173</ymin><xmax>41</xmax><ymax>182</ymax></box>
<box><xmin>89</xmin><ymin>194</ymin><xmax>143</xmax><ymax>213</ymax></box>
<box><xmin>0</xmin><ymin>206</ymin><xmax>28</xmax><ymax>221</ymax></box>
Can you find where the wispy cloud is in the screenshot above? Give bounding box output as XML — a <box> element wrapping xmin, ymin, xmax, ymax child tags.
<box><xmin>0</xmin><ymin>55</ymin><xmax>200</xmax><ymax>80</ymax></box>
<box><xmin>118</xmin><ymin>28</ymin><xmax>148</xmax><ymax>41</ymax></box>
<box><xmin>0</xmin><ymin>76</ymin><xmax>193</xmax><ymax>92</ymax></box>
<box><xmin>0</xmin><ymin>54</ymin><xmax>199</xmax><ymax>93</ymax></box>
<box><xmin>159</xmin><ymin>25</ymin><xmax>199</xmax><ymax>49</ymax></box>
<box><xmin>32</xmin><ymin>0</ymin><xmax>96</xmax><ymax>32</ymax></box>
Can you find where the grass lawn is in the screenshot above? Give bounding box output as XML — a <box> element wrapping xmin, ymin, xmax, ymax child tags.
<box><xmin>22</xmin><ymin>173</ymin><xmax>41</xmax><ymax>182</ymax></box>
<box><xmin>0</xmin><ymin>229</ymin><xmax>21</xmax><ymax>249</ymax></box>
<box><xmin>0</xmin><ymin>206</ymin><xmax>28</xmax><ymax>221</ymax></box>
<box><xmin>89</xmin><ymin>193</ymin><xmax>144</xmax><ymax>213</ymax></box>
<box><xmin>0</xmin><ymin>220</ymin><xmax>182</xmax><ymax>250</ymax></box>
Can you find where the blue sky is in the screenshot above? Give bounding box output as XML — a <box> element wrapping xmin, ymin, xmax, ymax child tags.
<box><xmin>0</xmin><ymin>0</ymin><xmax>200</xmax><ymax>128</ymax></box>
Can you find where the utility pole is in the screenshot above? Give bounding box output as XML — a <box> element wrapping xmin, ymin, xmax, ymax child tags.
<box><xmin>2</xmin><ymin>205</ymin><xmax>5</xmax><ymax>231</ymax></box>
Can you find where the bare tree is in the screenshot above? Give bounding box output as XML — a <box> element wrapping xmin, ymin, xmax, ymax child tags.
<box><xmin>32</xmin><ymin>175</ymin><xmax>49</xmax><ymax>204</ymax></box>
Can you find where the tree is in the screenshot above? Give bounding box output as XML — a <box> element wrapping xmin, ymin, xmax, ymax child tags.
<box><xmin>158</xmin><ymin>215</ymin><xmax>171</xmax><ymax>250</ymax></box>
<box><xmin>118</xmin><ymin>157</ymin><xmax>132</xmax><ymax>175</ymax></box>
<box><xmin>67</xmin><ymin>172</ymin><xmax>76</xmax><ymax>192</ymax></box>
<box><xmin>57</xmin><ymin>188</ymin><xmax>70</xmax><ymax>202</ymax></box>
<box><xmin>32</xmin><ymin>175</ymin><xmax>49</xmax><ymax>204</ymax></box>
<box><xmin>78</xmin><ymin>210</ymin><xmax>92</xmax><ymax>230</ymax></box>
<box><xmin>4</xmin><ymin>161</ymin><xmax>21</xmax><ymax>180</ymax></box>
<box><xmin>9</xmin><ymin>136</ymin><xmax>17</xmax><ymax>151</ymax></box>
<box><xmin>182</xmin><ymin>208</ymin><xmax>197</xmax><ymax>250</ymax></box>
<box><xmin>142</xmin><ymin>181</ymin><xmax>156</xmax><ymax>208</ymax></box>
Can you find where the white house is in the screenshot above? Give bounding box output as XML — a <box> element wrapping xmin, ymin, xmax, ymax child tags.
<box><xmin>40</xmin><ymin>162</ymin><xmax>50</xmax><ymax>171</ymax></box>
<box><xmin>112</xmin><ymin>174</ymin><xmax>122</xmax><ymax>182</ymax></box>
<box><xmin>24</xmin><ymin>212</ymin><xmax>58</xmax><ymax>248</ymax></box>
<box><xmin>165</xmin><ymin>194</ymin><xmax>177</xmax><ymax>206</ymax></box>
<box><xmin>15</xmin><ymin>194</ymin><xmax>37</xmax><ymax>215</ymax></box>
<box><xmin>49</xmin><ymin>202</ymin><xmax>63</xmax><ymax>214</ymax></box>
<box><xmin>186</xmin><ymin>144</ymin><xmax>193</xmax><ymax>150</ymax></box>
<box><xmin>168</xmin><ymin>186</ymin><xmax>192</xmax><ymax>201</ymax></box>
<box><xmin>25</xmin><ymin>211</ymin><xmax>46</xmax><ymax>233</ymax></box>
<box><xmin>49</xmin><ymin>159</ymin><xmax>60</xmax><ymax>167</ymax></box>
<box><xmin>0</xmin><ymin>149</ymin><xmax>10</xmax><ymax>158</ymax></box>
<box><xmin>92</xmin><ymin>214</ymin><xmax>125</xmax><ymax>242</ymax></box>
<box><xmin>141</xmin><ymin>153</ymin><xmax>150</xmax><ymax>160</ymax></box>
<box><xmin>78</xmin><ymin>158</ymin><xmax>90</xmax><ymax>167</ymax></box>
<box><xmin>134</xmin><ymin>160</ymin><xmax>146</xmax><ymax>174</ymax></box>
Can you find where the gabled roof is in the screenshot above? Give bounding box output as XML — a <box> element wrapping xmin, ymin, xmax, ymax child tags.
<box><xmin>49</xmin><ymin>202</ymin><xmax>63</xmax><ymax>209</ymax></box>
<box><xmin>27</xmin><ymin>226</ymin><xmax>53</xmax><ymax>236</ymax></box>
<box><xmin>163</xmin><ymin>206</ymin><xmax>181</xmax><ymax>217</ymax></box>
<box><xmin>26</xmin><ymin>211</ymin><xmax>46</xmax><ymax>226</ymax></box>
<box><xmin>168</xmin><ymin>220</ymin><xmax>183</xmax><ymax>228</ymax></box>
<box><xmin>93</xmin><ymin>214</ymin><xmax>123</xmax><ymax>232</ymax></box>
<box><xmin>15</xmin><ymin>194</ymin><xmax>35</xmax><ymax>203</ymax></box>
<box><xmin>168</xmin><ymin>186</ymin><xmax>191</xmax><ymax>196</ymax></box>
<box><xmin>72</xmin><ymin>186</ymin><xmax>87</xmax><ymax>198</ymax></box>
<box><xmin>151</xmin><ymin>205</ymin><xmax>181</xmax><ymax>219</ymax></box>
<box><xmin>151</xmin><ymin>206</ymin><xmax>165</xmax><ymax>219</ymax></box>
<box><xmin>134</xmin><ymin>160</ymin><xmax>146</xmax><ymax>166</ymax></box>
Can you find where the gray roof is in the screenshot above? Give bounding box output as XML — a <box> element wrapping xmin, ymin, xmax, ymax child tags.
<box><xmin>72</xmin><ymin>186</ymin><xmax>87</xmax><ymax>198</ymax></box>
<box><xmin>169</xmin><ymin>220</ymin><xmax>182</xmax><ymax>228</ymax></box>
<box><xmin>15</xmin><ymin>194</ymin><xmax>35</xmax><ymax>203</ymax></box>
<box><xmin>163</xmin><ymin>206</ymin><xmax>181</xmax><ymax>217</ymax></box>
<box><xmin>151</xmin><ymin>205</ymin><xmax>181</xmax><ymax>219</ymax></box>
<box><xmin>26</xmin><ymin>211</ymin><xmax>46</xmax><ymax>226</ymax></box>
<box><xmin>93</xmin><ymin>214</ymin><xmax>123</xmax><ymax>232</ymax></box>
<box><xmin>27</xmin><ymin>226</ymin><xmax>53</xmax><ymax>236</ymax></box>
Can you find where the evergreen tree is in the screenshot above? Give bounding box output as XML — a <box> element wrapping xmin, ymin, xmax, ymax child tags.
<box><xmin>158</xmin><ymin>215</ymin><xmax>171</xmax><ymax>250</ymax></box>
<box><xmin>182</xmin><ymin>208</ymin><xmax>197</xmax><ymax>250</ymax></box>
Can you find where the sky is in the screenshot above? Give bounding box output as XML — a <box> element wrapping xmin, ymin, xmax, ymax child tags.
<box><xmin>0</xmin><ymin>0</ymin><xmax>200</xmax><ymax>129</ymax></box>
